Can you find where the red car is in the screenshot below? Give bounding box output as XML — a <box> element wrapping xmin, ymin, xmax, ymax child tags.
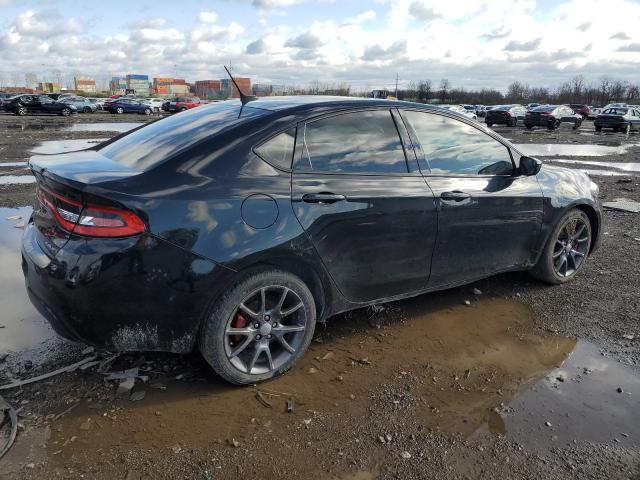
<box><xmin>569</xmin><ymin>104</ymin><xmax>591</xmax><ymax>119</ymax></box>
<box><xmin>164</xmin><ymin>96</ymin><xmax>202</xmax><ymax>113</ymax></box>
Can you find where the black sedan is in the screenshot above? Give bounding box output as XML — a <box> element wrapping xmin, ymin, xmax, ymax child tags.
<box><xmin>5</xmin><ymin>94</ymin><xmax>77</xmax><ymax>116</ymax></box>
<box><xmin>22</xmin><ymin>97</ymin><xmax>602</xmax><ymax>385</ymax></box>
<box><xmin>524</xmin><ymin>105</ymin><xmax>583</xmax><ymax>130</ymax></box>
<box><xmin>484</xmin><ymin>104</ymin><xmax>527</xmax><ymax>127</ymax></box>
<box><xmin>594</xmin><ymin>107</ymin><xmax>640</xmax><ymax>133</ymax></box>
<box><xmin>105</xmin><ymin>98</ymin><xmax>152</xmax><ymax>115</ymax></box>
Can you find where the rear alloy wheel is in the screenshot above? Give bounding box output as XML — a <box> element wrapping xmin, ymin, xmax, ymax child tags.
<box><xmin>199</xmin><ymin>270</ymin><xmax>316</xmax><ymax>385</ymax></box>
<box><xmin>624</xmin><ymin>123</ymin><xmax>631</xmax><ymax>134</ymax></box>
<box><xmin>531</xmin><ymin>209</ymin><xmax>591</xmax><ymax>284</ymax></box>
<box><xmin>486</xmin><ymin>123</ymin><xmax>493</xmax><ymax>128</ymax></box>
<box><xmin>595</xmin><ymin>125</ymin><xmax>602</xmax><ymax>132</ymax></box>
<box><xmin>60</xmin><ymin>108</ymin><xmax>71</xmax><ymax>116</ymax></box>
<box><xmin>116</xmin><ymin>107</ymin><xmax>124</xmax><ymax>114</ymax></box>
<box><xmin>83</xmin><ymin>106</ymin><xmax>92</xmax><ymax>113</ymax></box>
<box><xmin>144</xmin><ymin>108</ymin><xmax>151</xmax><ymax>115</ymax></box>
<box><xmin>16</xmin><ymin>106</ymin><xmax>27</xmax><ymax>116</ymax></box>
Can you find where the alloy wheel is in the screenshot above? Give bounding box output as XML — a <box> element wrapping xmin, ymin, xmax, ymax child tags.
<box><xmin>552</xmin><ymin>217</ymin><xmax>590</xmax><ymax>278</ymax></box>
<box><xmin>224</xmin><ymin>285</ymin><xmax>307</xmax><ymax>375</ymax></box>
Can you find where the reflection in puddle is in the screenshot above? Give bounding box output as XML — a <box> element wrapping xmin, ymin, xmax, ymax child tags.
<box><xmin>495</xmin><ymin>341</ymin><xmax>640</xmax><ymax>450</ymax></box>
<box><xmin>0</xmin><ymin>207</ymin><xmax>56</xmax><ymax>355</ymax></box>
<box><xmin>515</xmin><ymin>143</ymin><xmax>637</xmax><ymax>157</ymax></box>
<box><xmin>0</xmin><ymin>175</ymin><xmax>35</xmax><ymax>184</ymax></box>
<box><xmin>62</xmin><ymin>122</ymin><xmax>143</xmax><ymax>133</ymax></box>
<box><xmin>30</xmin><ymin>138</ymin><xmax>105</xmax><ymax>155</ymax></box>
<box><xmin>548</xmin><ymin>159</ymin><xmax>640</xmax><ymax>173</ymax></box>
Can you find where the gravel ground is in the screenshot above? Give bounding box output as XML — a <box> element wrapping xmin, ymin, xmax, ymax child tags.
<box><xmin>0</xmin><ymin>112</ymin><xmax>639</xmax><ymax>480</ymax></box>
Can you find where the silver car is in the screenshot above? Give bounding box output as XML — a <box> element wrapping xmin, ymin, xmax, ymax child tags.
<box><xmin>58</xmin><ymin>96</ymin><xmax>97</xmax><ymax>113</ymax></box>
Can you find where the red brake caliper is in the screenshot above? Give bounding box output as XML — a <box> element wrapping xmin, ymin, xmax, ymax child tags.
<box><xmin>231</xmin><ymin>313</ymin><xmax>248</xmax><ymax>344</ymax></box>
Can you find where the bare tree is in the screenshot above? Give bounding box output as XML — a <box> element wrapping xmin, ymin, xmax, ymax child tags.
<box><xmin>439</xmin><ymin>78</ymin><xmax>450</xmax><ymax>103</ymax></box>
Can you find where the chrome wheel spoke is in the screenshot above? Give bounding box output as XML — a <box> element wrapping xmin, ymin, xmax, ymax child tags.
<box><xmin>229</xmin><ymin>335</ymin><xmax>254</xmax><ymax>359</ymax></box>
<box><xmin>264</xmin><ymin>346</ymin><xmax>274</xmax><ymax>370</ymax></box>
<box><xmin>552</xmin><ymin>249</ymin><xmax>564</xmax><ymax>259</ymax></box>
<box><xmin>225</xmin><ymin>327</ymin><xmax>254</xmax><ymax>336</ymax></box>
<box><xmin>281</xmin><ymin>302</ymin><xmax>303</xmax><ymax>317</ymax></box>
<box><xmin>247</xmin><ymin>346</ymin><xmax>263</xmax><ymax>373</ymax></box>
<box><xmin>572</xmin><ymin>249</ymin><xmax>585</xmax><ymax>258</ymax></box>
<box><xmin>274</xmin><ymin>333</ymin><xmax>296</xmax><ymax>354</ymax></box>
<box><xmin>239</xmin><ymin>302</ymin><xmax>259</xmax><ymax>319</ymax></box>
<box><xmin>574</xmin><ymin>224</ymin><xmax>586</xmax><ymax>239</ymax></box>
<box><xmin>276</xmin><ymin>287</ymin><xmax>289</xmax><ymax>312</ymax></box>
<box><xmin>274</xmin><ymin>324</ymin><xmax>305</xmax><ymax>334</ymax></box>
<box><xmin>260</xmin><ymin>287</ymin><xmax>267</xmax><ymax>316</ymax></box>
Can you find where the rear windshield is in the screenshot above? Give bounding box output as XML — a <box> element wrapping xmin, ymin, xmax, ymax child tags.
<box><xmin>532</xmin><ymin>105</ymin><xmax>556</xmax><ymax>112</ymax></box>
<box><xmin>493</xmin><ymin>105</ymin><xmax>511</xmax><ymax>111</ymax></box>
<box><xmin>604</xmin><ymin>108</ymin><xmax>628</xmax><ymax>115</ymax></box>
<box><xmin>98</xmin><ymin>101</ymin><xmax>264</xmax><ymax>170</ymax></box>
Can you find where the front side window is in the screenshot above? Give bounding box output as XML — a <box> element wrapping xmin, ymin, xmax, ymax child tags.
<box><xmin>403</xmin><ymin>110</ymin><xmax>514</xmax><ymax>176</ymax></box>
<box><xmin>298</xmin><ymin>110</ymin><xmax>407</xmax><ymax>173</ymax></box>
<box><xmin>255</xmin><ymin>128</ymin><xmax>296</xmax><ymax>170</ymax></box>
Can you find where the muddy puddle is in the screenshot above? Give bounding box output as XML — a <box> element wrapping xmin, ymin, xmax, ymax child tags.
<box><xmin>0</xmin><ymin>176</ymin><xmax>35</xmax><ymax>184</ymax></box>
<box><xmin>0</xmin><ymin>207</ymin><xmax>59</xmax><ymax>359</ymax></box>
<box><xmin>514</xmin><ymin>143</ymin><xmax>638</xmax><ymax>157</ymax></box>
<box><xmin>62</xmin><ymin>122</ymin><xmax>143</xmax><ymax>133</ymax></box>
<box><xmin>34</xmin><ymin>294</ymin><xmax>638</xmax><ymax>477</ymax></box>
<box><xmin>30</xmin><ymin>138</ymin><xmax>105</xmax><ymax>155</ymax></box>
<box><xmin>547</xmin><ymin>158</ymin><xmax>640</xmax><ymax>173</ymax></box>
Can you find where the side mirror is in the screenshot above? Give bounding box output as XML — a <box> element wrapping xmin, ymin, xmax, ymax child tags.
<box><xmin>519</xmin><ymin>156</ymin><xmax>542</xmax><ymax>176</ymax></box>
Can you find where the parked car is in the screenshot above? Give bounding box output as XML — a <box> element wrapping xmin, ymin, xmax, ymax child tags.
<box><xmin>58</xmin><ymin>96</ymin><xmax>98</xmax><ymax>113</ymax></box>
<box><xmin>475</xmin><ymin>105</ymin><xmax>487</xmax><ymax>117</ymax></box>
<box><xmin>527</xmin><ymin>103</ymin><xmax>541</xmax><ymax>110</ymax></box>
<box><xmin>6</xmin><ymin>94</ymin><xmax>77</xmax><ymax>116</ymax></box>
<box><xmin>588</xmin><ymin>107</ymin><xmax>602</xmax><ymax>120</ymax></box>
<box><xmin>0</xmin><ymin>94</ymin><xmax>19</xmax><ymax>111</ymax></box>
<box><xmin>23</xmin><ymin>97</ymin><xmax>602</xmax><ymax>385</ymax></box>
<box><xmin>163</xmin><ymin>96</ymin><xmax>202</xmax><ymax>113</ymax></box>
<box><xmin>443</xmin><ymin>104</ymin><xmax>477</xmax><ymax>121</ymax></box>
<box><xmin>144</xmin><ymin>98</ymin><xmax>165</xmax><ymax>112</ymax></box>
<box><xmin>45</xmin><ymin>93</ymin><xmax>73</xmax><ymax>101</ymax></box>
<box><xmin>105</xmin><ymin>98</ymin><xmax>153</xmax><ymax>115</ymax></box>
<box><xmin>568</xmin><ymin>104</ymin><xmax>591</xmax><ymax>119</ymax></box>
<box><xmin>524</xmin><ymin>105</ymin><xmax>583</xmax><ymax>130</ymax></box>
<box><xmin>594</xmin><ymin>107</ymin><xmax>640</xmax><ymax>133</ymax></box>
<box><xmin>88</xmin><ymin>98</ymin><xmax>106</xmax><ymax>110</ymax></box>
<box><xmin>484</xmin><ymin>104</ymin><xmax>527</xmax><ymax>127</ymax></box>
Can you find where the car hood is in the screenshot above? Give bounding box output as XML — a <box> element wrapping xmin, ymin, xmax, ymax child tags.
<box><xmin>537</xmin><ymin>163</ymin><xmax>599</xmax><ymax>206</ymax></box>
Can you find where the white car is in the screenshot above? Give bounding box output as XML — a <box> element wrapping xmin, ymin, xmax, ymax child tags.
<box><xmin>144</xmin><ymin>98</ymin><xmax>165</xmax><ymax>112</ymax></box>
<box><xmin>442</xmin><ymin>104</ymin><xmax>478</xmax><ymax>121</ymax></box>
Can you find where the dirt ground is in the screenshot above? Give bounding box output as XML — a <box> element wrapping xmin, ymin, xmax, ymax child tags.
<box><xmin>0</xmin><ymin>111</ymin><xmax>639</xmax><ymax>480</ymax></box>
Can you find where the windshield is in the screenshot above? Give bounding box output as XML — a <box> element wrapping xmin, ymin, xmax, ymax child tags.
<box><xmin>493</xmin><ymin>105</ymin><xmax>511</xmax><ymax>111</ymax></box>
<box><xmin>532</xmin><ymin>105</ymin><xmax>556</xmax><ymax>112</ymax></box>
<box><xmin>98</xmin><ymin>101</ymin><xmax>265</xmax><ymax>171</ymax></box>
<box><xmin>604</xmin><ymin>108</ymin><xmax>628</xmax><ymax>115</ymax></box>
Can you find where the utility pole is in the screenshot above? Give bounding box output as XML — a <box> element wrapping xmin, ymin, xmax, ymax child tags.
<box><xmin>395</xmin><ymin>73</ymin><xmax>398</xmax><ymax>99</ymax></box>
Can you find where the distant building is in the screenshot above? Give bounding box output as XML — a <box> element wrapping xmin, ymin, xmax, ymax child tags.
<box><xmin>153</xmin><ymin>77</ymin><xmax>188</xmax><ymax>96</ymax></box>
<box><xmin>195</xmin><ymin>80</ymin><xmax>222</xmax><ymax>99</ymax></box>
<box><xmin>126</xmin><ymin>74</ymin><xmax>149</xmax><ymax>96</ymax></box>
<box><xmin>38</xmin><ymin>82</ymin><xmax>61</xmax><ymax>93</ymax></box>
<box><xmin>110</xmin><ymin>76</ymin><xmax>127</xmax><ymax>94</ymax></box>
<box><xmin>74</xmin><ymin>76</ymin><xmax>96</xmax><ymax>94</ymax></box>
<box><xmin>221</xmin><ymin>77</ymin><xmax>251</xmax><ymax>98</ymax></box>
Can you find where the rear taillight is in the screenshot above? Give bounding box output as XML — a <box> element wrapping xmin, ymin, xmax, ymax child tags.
<box><xmin>37</xmin><ymin>187</ymin><xmax>145</xmax><ymax>237</ymax></box>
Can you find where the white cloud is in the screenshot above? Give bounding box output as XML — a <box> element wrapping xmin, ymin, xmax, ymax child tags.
<box><xmin>198</xmin><ymin>10</ymin><xmax>219</xmax><ymax>24</ymax></box>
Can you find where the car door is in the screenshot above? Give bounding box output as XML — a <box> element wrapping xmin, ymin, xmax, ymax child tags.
<box><xmin>400</xmin><ymin>109</ymin><xmax>544</xmax><ymax>288</ymax></box>
<box><xmin>290</xmin><ymin>108</ymin><xmax>438</xmax><ymax>303</ymax></box>
<box><xmin>37</xmin><ymin>95</ymin><xmax>57</xmax><ymax>114</ymax></box>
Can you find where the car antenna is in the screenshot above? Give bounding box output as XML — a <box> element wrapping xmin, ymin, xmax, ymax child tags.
<box><xmin>224</xmin><ymin>66</ymin><xmax>257</xmax><ymax>106</ymax></box>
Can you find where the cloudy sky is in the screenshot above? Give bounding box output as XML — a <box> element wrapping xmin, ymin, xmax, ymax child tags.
<box><xmin>1</xmin><ymin>0</ymin><xmax>639</xmax><ymax>91</ymax></box>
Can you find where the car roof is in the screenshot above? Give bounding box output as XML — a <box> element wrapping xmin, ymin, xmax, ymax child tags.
<box><xmin>239</xmin><ymin>95</ymin><xmax>413</xmax><ymax>112</ymax></box>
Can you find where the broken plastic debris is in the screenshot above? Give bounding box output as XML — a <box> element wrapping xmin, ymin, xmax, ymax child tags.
<box><xmin>0</xmin><ymin>356</ymin><xmax>98</xmax><ymax>391</ymax></box>
<box><xmin>0</xmin><ymin>395</ymin><xmax>18</xmax><ymax>459</ymax></box>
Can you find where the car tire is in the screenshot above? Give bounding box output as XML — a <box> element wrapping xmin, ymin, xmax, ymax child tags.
<box><xmin>83</xmin><ymin>107</ymin><xmax>92</xmax><ymax>113</ymax></box>
<box><xmin>199</xmin><ymin>269</ymin><xmax>317</xmax><ymax>385</ymax></box>
<box><xmin>486</xmin><ymin>123</ymin><xmax>493</xmax><ymax>127</ymax></box>
<box><xmin>116</xmin><ymin>107</ymin><xmax>124</xmax><ymax>114</ymax></box>
<box><xmin>16</xmin><ymin>107</ymin><xmax>27</xmax><ymax>116</ymax></box>
<box><xmin>144</xmin><ymin>108</ymin><xmax>151</xmax><ymax>115</ymax></box>
<box><xmin>595</xmin><ymin>125</ymin><xmax>602</xmax><ymax>132</ymax></box>
<box><xmin>624</xmin><ymin>123</ymin><xmax>631</xmax><ymax>134</ymax></box>
<box><xmin>509</xmin><ymin>117</ymin><xmax>517</xmax><ymax>127</ymax></box>
<box><xmin>60</xmin><ymin>108</ymin><xmax>71</xmax><ymax>117</ymax></box>
<box><xmin>530</xmin><ymin>209</ymin><xmax>592</xmax><ymax>285</ymax></box>
<box><xmin>179</xmin><ymin>107</ymin><xmax>187</xmax><ymax>112</ymax></box>
<box><xmin>525</xmin><ymin>125</ymin><xmax>533</xmax><ymax>130</ymax></box>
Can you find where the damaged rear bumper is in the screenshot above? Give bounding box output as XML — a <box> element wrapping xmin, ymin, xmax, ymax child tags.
<box><xmin>21</xmin><ymin>221</ymin><xmax>232</xmax><ymax>353</ymax></box>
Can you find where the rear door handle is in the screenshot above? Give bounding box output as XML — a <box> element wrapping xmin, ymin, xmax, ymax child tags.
<box><xmin>440</xmin><ymin>191</ymin><xmax>471</xmax><ymax>204</ymax></box>
<box><xmin>301</xmin><ymin>193</ymin><xmax>346</xmax><ymax>204</ymax></box>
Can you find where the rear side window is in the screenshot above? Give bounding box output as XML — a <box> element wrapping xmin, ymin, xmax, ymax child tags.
<box><xmin>255</xmin><ymin>128</ymin><xmax>296</xmax><ymax>170</ymax></box>
<box><xmin>403</xmin><ymin>110</ymin><xmax>514</xmax><ymax>176</ymax></box>
<box><xmin>298</xmin><ymin>110</ymin><xmax>407</xmax><ymax>173</ymax></box>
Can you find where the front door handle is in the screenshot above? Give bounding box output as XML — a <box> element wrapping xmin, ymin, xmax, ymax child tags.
<box><xmin>440</xmin><ymin>191</ymin><xmax>471</xmax><ymax>204</ymax></box>
<box><xmin>301</xmin><ymin>193</ymin><xmax>346</xmax><ymax>204</ymax></box>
